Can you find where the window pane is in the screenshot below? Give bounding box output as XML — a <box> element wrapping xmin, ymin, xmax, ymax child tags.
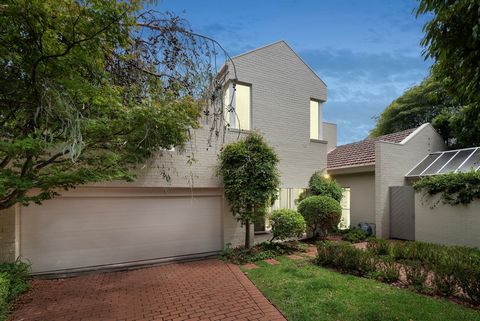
<box><xmin>438</xmin><ymin>149</ymin><xmax>476</xmax><ymax>174</ymax></box>
<box><xmin>422</xmin><ymin>151</ymin><xmax>457</xmax><ymax>175</ymax></box>
<box><xmin>292</xmin><ymin>188</ymin><xmax>306</xmax><ymax>209</ymax></box>
<box><xmin>235</xmin><ymin>84</ymin><xmax>251</xmax><ymax>130</ymax></box>
<box><xmin>310</xmin><ymin>100</ymin><xmax>319</xmax><ymax>139</ymax></box>
<box><xmin>407</xmin><ymin>153</ymin><xmax>441</xmax><ymax>176</ymax></box>
<box><xmin>458</xmin><ymin>148</ymin><xmax>480</xmax><ymax>172</ymax></box>
<box><xmin>279</xmin><ymin>188</ymin><xmax>290</xmax><ymax>209</ymax></box>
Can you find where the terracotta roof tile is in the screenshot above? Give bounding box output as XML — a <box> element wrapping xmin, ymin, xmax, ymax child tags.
<box><xmin>327</xmin><ymin>127</ymin><xmax>417</xmax><ymax>169</ymax></box>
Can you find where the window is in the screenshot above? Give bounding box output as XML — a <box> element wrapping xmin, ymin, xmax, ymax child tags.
<box><xmin>310</xmin><ymin>99</ymin><xmax>322</xmax><ymax>140</ymax></box>
<box><xmin>271</xmin><ymin>188</ymin><xmax>306</xmax><ymax>211</ymax></box>
<box><xmin>339</xmin><ymin>188</ymin><xmax>351</xmax><ymax>229</ymax></box>
<box><xmin>224</xmin><ymin>83</ymin><xmax>251</xmax><ymax>130</ymax></box>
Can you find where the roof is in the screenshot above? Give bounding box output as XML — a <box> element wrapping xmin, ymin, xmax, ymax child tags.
<box><xmin>406</xmin><ymin>147</ymin><xmax>480</xmax><ymax>178</ymax></box>
<box><xmin>327</xmin><ymin>127</ymin><xmax>418</xmax><ymax>169</ymax></box>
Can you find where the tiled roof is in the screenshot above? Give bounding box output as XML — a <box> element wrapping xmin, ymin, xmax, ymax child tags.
<box><xmin>327</xmin><ymin>127</ymin><xmax>417</xmax><ymax>169</ymax></box>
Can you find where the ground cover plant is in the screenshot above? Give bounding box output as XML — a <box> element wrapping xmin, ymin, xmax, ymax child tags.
<box><xmin>0</xmin><ymin>261</ymin><xmax>30</xmax><ymax>321</ymax></box>
<box><xmin>245</xmin><ymin>257</ymin><xmax>480</xmax><ymax>321</ymax></box>
<box><xmin>219</xmin><ymin>241</ymin><xmax>307</xmax><ymax>265</ymax></box>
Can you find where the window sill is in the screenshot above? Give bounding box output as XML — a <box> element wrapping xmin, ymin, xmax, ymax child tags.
<box><xmin>228</xmin><ymin>128</ymin><xmax>252</xmax><ymax>134</ymax></box>
<box><xmin>310</xmin><ymin>138</ymin><xmax>328</xmax><ymax>144</ymax></box>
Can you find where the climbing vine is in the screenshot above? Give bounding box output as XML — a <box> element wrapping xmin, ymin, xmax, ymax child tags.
<box><xmin>413</xmin><ymin>171</ymin><xmax>480</xmax><ymax>206</ymax></box>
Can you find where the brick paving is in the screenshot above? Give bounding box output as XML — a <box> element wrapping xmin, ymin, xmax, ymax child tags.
<box><xmin>263</xmin><ymin>259</ymin><xmax>280</xmax><ymax>265</ymax></box>
<box><xmin>10</xmin><ymin>259</ymin><xmax>285</xmax><ymax>321</ymax></box>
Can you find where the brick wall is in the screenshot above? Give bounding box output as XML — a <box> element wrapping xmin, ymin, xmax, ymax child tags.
<box><xmin>0</xmin><ymin>205</ymin><xmax>16</xmax><ymax>262</ymax></box>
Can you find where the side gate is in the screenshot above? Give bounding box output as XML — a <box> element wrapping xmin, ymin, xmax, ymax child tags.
<box><xmin>389</xmin><ymin>186</ymin><xmax>415</xmax><ymax>240</ymax></box>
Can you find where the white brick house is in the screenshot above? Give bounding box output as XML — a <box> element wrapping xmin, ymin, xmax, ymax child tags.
<box><xmin>0</xmin><ymin>41</ymin><xmax>335</xmax><ymax>273</ymax></box>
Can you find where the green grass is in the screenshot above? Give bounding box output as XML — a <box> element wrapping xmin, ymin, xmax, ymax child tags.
<box><xmin>245</xmin><ymin>257</ymin><xmax>480</xmax><ymax>321</ymax></box>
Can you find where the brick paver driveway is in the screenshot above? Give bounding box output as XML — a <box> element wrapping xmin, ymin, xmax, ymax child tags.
<box><xmin>10</xmin><ymin>259</ymin><xmax>285</xmax><ymax>321</ymax></box>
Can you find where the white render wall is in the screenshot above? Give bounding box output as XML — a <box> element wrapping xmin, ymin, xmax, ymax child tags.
<box><xmin>375</xmin><ymin>124</ymin><xmax>446</xmax><ymax>237</ymax></box>
<box><xmin>415</xmin><ymin>196</ymin><xmax>480</xmax><ymax>248</ymax></box>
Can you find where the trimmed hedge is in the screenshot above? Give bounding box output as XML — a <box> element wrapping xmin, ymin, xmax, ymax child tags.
<box><xmin>298</xmin><ymin>195</ymin><xmax>342</xmax><ymax>238</ymax></box>
<box><xmin>269</xmin><ymin>209</ymin><xmax>306</xmax><ymax>241</ymax></box>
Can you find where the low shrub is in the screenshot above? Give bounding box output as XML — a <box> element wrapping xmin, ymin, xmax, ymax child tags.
<box><xmin>0</xmin><ymin>273</ymin><xmax>10</xmax><ymax>320</ymax></box>
<box><xmin>432</xmin><ymin>265</ymin><xmax>458</xmax><ymax>297</ymax></box>
<box><xmin>376</xmin><ymin>258</ymin><xmax>400</xmax><ymax>283</ymax></box>
<box><xmin>404</xmin><ymin>262</ymin><xmax>430</xmax><ymax>293</ymax></box>
<box><xmin>367</xmin><ymin>238</ymin><xmax>391</xmax><ymax>256</ymax></box>
<box><xmin>455</xmin><ymin>265</ymin><xmax>480</xmax><ymax>304</ymax></box>
<box><xmin>269</xmin><ymin>209</ymin><xmax>306</xmax><ymax>241</ymax></box>
<box><xmin>298</xmin><ymin>195</ymin><xmax>342</xmax><ymax>239</ymax></box>
<box><xmin>220</xmin><ymin>241</ymin><xmax>305</xmax><ymax>264</ymax></box>
<box><xmin>316</xmin><ymin>241</ymin><xmax>375</xmax><ymax>276</ymax></box>
<box><xmin>0</xmin><ymin>260</ymin><xmax>30</xmax><ymax>320</ymax></box>
<box><xmin>340</xmin><ymin>227</ymin><xmax>368</xmax><ymax>243</ymax></box>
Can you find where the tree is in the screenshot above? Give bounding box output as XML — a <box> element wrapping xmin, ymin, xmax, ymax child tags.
<box><xmin>369</xmin><ymin>74</ymin><xmax>457</xmax><ymax>140</ymax></box>
<box><xmin>417</xmin><ymin>0</ymin><xmax>480</xmax><ymax>147</ymax></box>
<box><xmin>297</xmin><ymin>195</ymin><xmax>342</xmax><ymax>240</ymax></box>
<box><xmin>296</xmin><ymin>171</ymin><xmax>343</xmax><ymax>204</ymax></box>
<box><xmin>217</xmin><ymin>132</ymin><xmax>280</xmax><ymax>248</ymax></box>
<box><xmin>0</xmin><ymin>1</ymin><xmax>231</xmax><ymax>210</ymax></box>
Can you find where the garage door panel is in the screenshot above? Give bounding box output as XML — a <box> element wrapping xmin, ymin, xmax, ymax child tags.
<box><xmin>21</xmin><ymin>192</ymin><xmax>223</xmax><ymax>272</ymax></box>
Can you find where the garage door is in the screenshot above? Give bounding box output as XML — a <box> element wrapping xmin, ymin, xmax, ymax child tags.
<box><xmin>21</xmin><ymin>188</ymin><xmax>223</xmax><ymax>273</ymax></box>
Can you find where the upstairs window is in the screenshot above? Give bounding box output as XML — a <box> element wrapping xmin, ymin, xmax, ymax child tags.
<box><xmin>224</xmin><ymin>83</ymin><xmax>251</xmax><ymax>130</ymax></box>
<box><xmin>310</xmin><ymin>99</ymin><xmax>322</xmax><ymax>140</ymax></box>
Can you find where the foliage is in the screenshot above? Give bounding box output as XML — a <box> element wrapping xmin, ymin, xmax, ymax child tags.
<box><xmin>247</xmin><ymin>257</ymin><xmax>480</xmax><ymax>321</ymax></box>
<box><xmin>413</xmin><ymin>171</ymin><xmax>480</xmax><ymax>206</ymax></box>
<box><xmin>269</xmin><ymin>209</ymin><xmax>306</xmax><ymax>241</ymax></box>
<box><xmin>367</xmin><ymin>238</ymin><xmax>391</xmax><ymax>256</ymax></box>
<box><xmin>0</xmin><ymin>0</ymin><xmax>234</xmax><ymax>210</ymax></box>
<box><xmin>376</xmin><ymin>258</ymin><xmax>400</xmax><ymax>283</ymax></box>
<box><xmin>369</xmin><ymin>73</ymin><xmax>457</xmax><ymax>142</ymax></box>
<box><xmin>339</xmin><ymin>227</ymin><xmax>368</xmax><ymax>243</ymax></box>
<box><xmin>220</xmin><ymin>241</ymin><xmax>306</xmax><ymax>265</ymax></box>
<box><xmin>0</xmin><ymin>260</ymin><xmax>30</xmax><ymax>320</ymax></box>
<box><xmin>298</xmin><ymin>196</ymin><xmax>342</xmax><ymax>239</ymax></box>
<box><xmin>416</xmin><ymin>0</ymin><xmax>480</xmax><ymax>148</ymax></box>
<box><xmin>296</xmin><ymin>171</ymin><xmax>343</xmax><ymax>204</ymax></box>
<box><xmin>404</xmin><ymin>262</ymin><xmax>430</xmax><ymax>293</ymax></box>
<box><xmin>217</xmin><ymin>132</ymin><xmax>280</xmax><ymax>248</ymax></box>
<box><xmin>316</xmin><ymin>241</ymin><xmax>376</xmax><ymax>277</ymax></box>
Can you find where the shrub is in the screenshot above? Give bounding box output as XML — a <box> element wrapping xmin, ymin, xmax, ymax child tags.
<box><xmin>376</xmin><ymin>258</ymin><xmax>400</xmax><ymax>283</ymax></box>
<box><xmin>455</xmin><ymin>265</ymin><xmax>480</xmax><ymax>304</ymax></box>
<box><xmin>367</xmin><ymin>238</ymin><xmax>391</xmax><ymax>256</ymax></box>
<box><xmin>295</xmin><ymin>171</ymin><xmax>343</xmax><ymax>204</ymax></box>
<box><xmin>433</xmin><ymin>265</ymin><xmax>458</xmax><ymax>297</ymax></box>
<box><xmin>341</xmin><ymin>227</ymin><xmax>368</xmax><ymax>243</ymax></box>
<box><xmin>404</xmin><ymin>262</ymin><xmax>430</xmax><ymax>292</ymax></box>
<box><xmin>316</xmin><ymin>242</ymin><xmax>375</xmax><ymax>276</ymax></box>
<box><xmin>298</xmin><ymin>195</ymin><xmax>341</xmax><ymax>239</ymax></box>
<box><xmin>269</xmin><ymin>209</ymin><xmax>306</xmax><ymax>241</ymax></box>
<box><xmin>220</xmin><ymin>241</ymin><xmax>305</xmax><ymax>264</ymax></box>
<box><xmin>0</xmin><ymin>273</ymin><xmax>10</xmax><ymax>320</ymax></box>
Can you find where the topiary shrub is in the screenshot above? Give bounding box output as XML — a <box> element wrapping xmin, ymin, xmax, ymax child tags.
<box><xmin>341</xmin><ymin>227</ymin><xmax>368</xmax><ymax>243</ymax></box>
<box><xmin>298</xmin><ymin>195</ymin><xmax>342</xmax><ymax>239</ymax></box>
<box><xmin>269</xmin><ymin>209</ymin><xmax>306</xmax><ymax>241</ymax></box>
<box><xmin>296</xmin><ymin>171</ymin><xmax>343</xmax><ymax>204</ymax></box>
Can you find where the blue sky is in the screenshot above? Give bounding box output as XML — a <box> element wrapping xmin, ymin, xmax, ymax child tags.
<box><xmin>157</xmin><ymin>0</ymin><xmax>432</xmax><ymax>145</ymax></box>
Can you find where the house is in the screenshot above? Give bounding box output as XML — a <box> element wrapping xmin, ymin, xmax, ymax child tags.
<box><xmin>0</xmin><ymin>40</ymin><xmax>335</xmax><ymax>273</ymax></box>
<box><xmin>327</xmin><ymin>123</ymin><xmax>445</xmax><ymax>238</ymax></box>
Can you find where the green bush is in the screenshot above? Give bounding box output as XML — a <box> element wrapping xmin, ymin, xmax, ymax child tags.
<box><xmin>367</xmin><ymin>238</ymin><xmax>391</xmax><ymax>256</ymax></box>
<box><xmin>377</xmin><ymin>258</ymin><xmax>400</xmax><ymax>283</ymax></box>
<box><xmin>0</xmin><ymin>273</ymin><xmax>10</xmax><ymax>320</ymax></box>
<box><xmin>455</xmin><ymin>265</ymin><xmax>480</xmax><ymax>304</ymax></box>
<box><xmin>341</xmin><ymin>227</ymin><xmax>368</xmax><ymax>243</ymax></box>
<box><xmin>316</xmin><ymin>241</ymin><xmax>375</xmax><ymax>276</ymax></box>
<box><xmin>432</xmin><ymin>265</ymin><xmax>457</xmax><ymax>297</ymax></box>
<box><xmin>296</xmin><ymin>171</ymin><xmax>343</xmax><ymax>204</ymax></box>
<box><xmin>298</xmin><ymin>195</ymin><xmax>341</xmax><ymax>239</ymax></box>
<box><xmin>269</xmin><ymin>209</ymin><xmax>306</xmax><ymax>241</ymax></box>
<box><xmin>220</xmin><ymin>241</ymin><xmax>305</xmax><ymax>264</ymax></box>
<box><xmin>404</xmin><ymin>262</ymin><xmax>430</xmax><ymax>293</ymax></box>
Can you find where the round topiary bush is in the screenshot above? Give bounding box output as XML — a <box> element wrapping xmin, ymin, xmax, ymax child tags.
<box><xmin>269</xmin><ymin>209</ymin><xmax>306</xmax><ymax>241</ymax></box>
<box><xmin>308</xmin><ymin>171</ymin><xmax>343</xmax><ymax>202</ymax></box>
<box><xmin>297</xmin><ymin>195</ymin><xmax>342</xmax><ymax>239</ymax></box>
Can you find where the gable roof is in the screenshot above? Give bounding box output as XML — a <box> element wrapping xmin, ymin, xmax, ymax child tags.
<box><xmin>231</xmin><ymin>40</ymin><xmax>327</xmax><ymax>88</ymax></box>
<box><xmin>327</xmin><ymin>127</ymin><xmax>418</xmax><ymax>169</ymax></box>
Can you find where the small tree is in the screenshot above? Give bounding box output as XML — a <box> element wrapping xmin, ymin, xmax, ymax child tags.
<box><xmin>297</xmin><ymin>195</ymin><xmax>342</xmax><ymax>239</ymax></box>
<box><xmin>296</xmin><ymin>171</ymin><xmax>343</xmax><ymax>204</ymax></box>
<box><xmin>269</xmin><ymin>209</ymin><xmax>306</xmax><ymax>242</ymax></box>
<box><xmin>217</xmin><ymin>132</ymin><xmax>280</xmax><ymax>248</ymax></box>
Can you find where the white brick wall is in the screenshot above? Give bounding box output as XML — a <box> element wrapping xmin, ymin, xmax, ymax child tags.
<box><xmin>375</xmin><ymin>124</ymin><xmax>446</xmax><ymax>237</ymax></box>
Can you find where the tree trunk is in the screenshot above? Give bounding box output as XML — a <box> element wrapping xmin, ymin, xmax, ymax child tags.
<box><xmin>245</xmin><ymin>218</ymin><xmax>251</xmax><ymax>249</ymax></box>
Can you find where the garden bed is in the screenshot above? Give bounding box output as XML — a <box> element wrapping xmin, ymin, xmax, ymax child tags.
<box><xmin>219</xmin><ymin>241</ymin><xmax>309</xmax><ymax>264</ymax></box>
<box><xmin>316</xmin><ymin>238</ymin><xmax>480</xmax><ymax>307</ymax></box>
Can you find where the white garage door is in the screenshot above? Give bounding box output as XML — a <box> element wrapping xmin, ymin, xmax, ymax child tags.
<box><xmin>21</xmin><ymin>189</ymin><xmax>223</xmax><ymax>273</ymax></box>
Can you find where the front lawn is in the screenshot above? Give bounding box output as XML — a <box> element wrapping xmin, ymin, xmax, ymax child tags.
<box><xmin>245</xmin><ymin>257</ymin><xmax>480</xmax><ymax>321</ymax></box>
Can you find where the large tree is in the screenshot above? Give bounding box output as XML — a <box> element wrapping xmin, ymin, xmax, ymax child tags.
<box><xmin>370</xmin><ymin>73</ymin><xmax>457</xmax><ymax>141</ymax></box>
<box><xmin>217</xmin><ymin>132</ymin><xmax>280</xmax><ymax>248</ymax></box>
<box><xmin>0</xmin><ymin>0</ymin><xmax>230</xmax><ymax>210</ymax></box>
<box><xmin>416</xmin><ymin>0</ymin><xmax>479</xmax><ymax>147</ymax></box>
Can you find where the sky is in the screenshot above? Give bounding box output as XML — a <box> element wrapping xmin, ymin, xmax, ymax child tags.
<box><xmin>156</xmin><ymin>0</ymin><xmax>433</xmax><ymax>145</ymax></box>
